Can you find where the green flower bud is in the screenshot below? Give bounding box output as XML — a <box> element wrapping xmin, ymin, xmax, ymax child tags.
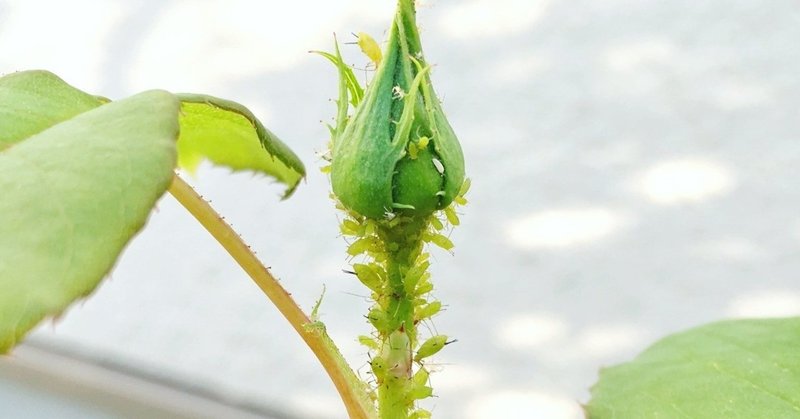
<box><xmin>329</xmin><ymin>0</ymin><xmax>465</xmax><ymax>219</ymax></box>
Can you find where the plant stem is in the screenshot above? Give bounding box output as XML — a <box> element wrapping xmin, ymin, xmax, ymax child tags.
<box><xmin>168</xmin><ymin>173</ymin><xmax>374</xmax><ymax>419</ymax></box>
<box><xmin>373</xmin><ymin>219</ymin><xmax>427</xmax><ymax>419</ymax></box>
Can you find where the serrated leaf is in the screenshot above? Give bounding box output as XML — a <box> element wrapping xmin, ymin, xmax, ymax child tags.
<box><xmin>0</xmin><ymin>90</ymin><xmax>179</xmax><ymax>353</ymax></box>
<box><xmin>587</xmin><ymin>317</ymin><xmax>800</xmax><ymax>419</ymax></box>
<box><xmin>176</xmin><ymin>94</ymin><xmax>305</xmax><ymax>198</ymax></box>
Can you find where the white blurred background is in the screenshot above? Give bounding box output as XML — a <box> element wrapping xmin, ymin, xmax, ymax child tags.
<box><xmin>2</xmin><ymin>0</ymin><xmax>799</xmax><ymax>418</ymax></box>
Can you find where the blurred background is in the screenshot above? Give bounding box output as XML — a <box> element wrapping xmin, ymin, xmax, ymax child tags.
<box><xmin>2</xmin><ymin>0</ymin><xmax>799</xmax><ymax>418</ymax></box>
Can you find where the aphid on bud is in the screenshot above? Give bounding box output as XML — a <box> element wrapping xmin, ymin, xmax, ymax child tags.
<box><xmin>454</xmin><ymin>178</ymin><xmax>471</xmax><ymax>206</ymax></box>
<box><xmin>356</xmin><ymin>32</ymin><xmax>382</xmax><ymax>66</ymax></box>
<box><xmin>459</xmin><ymin>178</ymin><xmax>471</xmax><ymax>196</ymax></box>
<box><xmin>363</xmin><ymin>220</ymin><xmax>378</xmax><ymax>237</ymax></box>
<box><xmin>417</xmin><ymin>136</ymin><xmax>430</xmax><ymax>150</ymax></box>
<box><xmin>407</xmin><ymin>141</ymin><xmax>419</xmax><ymax>159</ymax></box>
<box><xmin>414</xmin><ymin>335</ymin><xmax>450</xmax><ymax>362</ymax></box>
<box><xmin>340</xmin><ymin>219</ymin><xmax>362</xmax><ymax>236</ymax></box>
<box><xmin>444</xmin><ymin>205</ymin><xmax>460</xmax><ymax>226</ymax></box>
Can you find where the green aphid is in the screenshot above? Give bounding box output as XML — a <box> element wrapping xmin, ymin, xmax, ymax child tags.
<box><xmin>367</xmin><ymin>308</ymin><xmax>391</xmax><ymax>333</ymax></box>
<box><xmin>357</xmin><ymin>32</ymin><xmax>382</xmax><ymax>66</ymax></box>
<box><xmin>430</xmin><ymin>216</ymin><xmax>444</xmax><ymax>231</ymax></box>
<box><xmin>347</xmin><ymin>236</ymin><xmax>381</xmax><ymax>256</ymax></box>
<box><xmin>371</xmin><ymin>355</ymin><xmax>388</xmax><ymax>382</ymax></box>
<box><xmin>414</xmin><ymin>335</ymin><xmax>449</xmax><ymax>362</ymax></box>
<box><xmin>340</xmin><ymin>219</ymin><xmax>362</xmax><ymax>236</ymax></box>
<box><xmin>414</xmin><ymin>280</ymin><xmax>433</xmax><ymax>296</ymax></box>
<box><xmin>423</xmin><ymin>232</ymin><xmax>454</xmax><ymax>251</ymax></box>
<box><xmin>405</xmin><ymin>384</ymin><xmax>433</xmax><ymax>402</ymax></box>
<box><xmin>443</xmin><ymin>205</ymin><xmax>460</xmax><ymax>226</ymax></box>
<box><xmin>359</xmin><ymin>335</ymin><xmax>380</xmax><ymax>351</ymax></box>
<box><xmin>459</xmin><ymin>177</ymin><xmax>471</xmax><ymax>196</ymax></box>
<box><xmin>408</xmin><ymin>141</ymin><xmax>419</xmax><ymax>160</ymax></box>
<box><xmin>410</xmin><ymin>409</ymin><xmax>432</xmax><ymax>419</ymax></box>
<box><xmin>412</xmin><ymin>366</ymin><xmax>429</xmax><ymax>387</ymax></box>
<box><xmin>326</xmin><ymin>0</ymin><xmax>465</xmax><ymax>219</ymax></box>
<box><xmin>415</xmin><ymin>301</ymin><xmax>442</xmax><ymax>321</ymax></box>
<box><xmin>353</xmin><ymin>263</ymin><xmax>384</xmax><ymax>293</ymax></box>
<box><xmin>403</xmin><ymin>261</ymin><xmax>431</xmax><ymax>294</ymax></box>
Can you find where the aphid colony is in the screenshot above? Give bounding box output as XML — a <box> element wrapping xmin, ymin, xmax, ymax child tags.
<box><xmin>332</xmin><ymin>177</ymin><xmax>469</xmax><ymax>413</ymax></box>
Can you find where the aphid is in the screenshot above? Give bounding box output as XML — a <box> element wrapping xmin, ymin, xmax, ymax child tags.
<box><xmin>405</xmin><ymin>384</ymin><xmax>433</xmax><ymax>402</ymax></box>
<box><xmin>412</xmin><ymin>367</ymin><xmax>430</xmax><ymax>387</ymax></box>
<box><xmin>357</xmin><ymin>32</ymin><xmax>382</xmax><ymax>66</ymax></box>
<box><xmin>410</xmin><ymin>409</ymin><xmax>432</xmax><ymax>419</ymax></box>
<box><xmin>363</xmin><ymin>219</ymin><xmax>378</xmax><ymax>237</ymax></box>
<box><xmin>353</xmin><ymin>263</ymin><xmax>384</xmax><ymax>293</ymax></box>
<box><xmin>423</xmin><ymin>232</ymin><xmax>454</xmax><ymax>251</ymax></box>
<box><xmin>431</xmin><ymin>157</ymin><xmax>445</xmax><ymax>175</ymax></box>
<box><xmin>430</xmin><ymin>217</ymin><xmax>444</xmax><ymax>231</ymax></box>
<box><xmin>414</xmin><ymin>280</ymin><xmax>433</xmax><ymax>296</ymax></box>
<box><xmin>358</xmin><ymin>335</ymin><xmax>380</xmax><ymax>351</ymax></box>
<box><xmin>384</xmin><ymin>210</ymin><xmax>396</xmax><ymax>221</ymax></box>
<box><xmin>370</xmin><ymin>356</ymin><xmax>388</xmax><ymax>382</ymax></box>
<box><xmin>407</xmin><ymin>141</ymin><xmax>419</xmax><ymax>159</ymax></box>
<box><xmin>340</xmin><ymin>219</ymin><xmax>362</xmax><ymax>236</ymax></box>
<box><xmin>367</xmin><ymin>308</ymin><xmax>391</xmax><ymax>333</ymax></box>
<box><xmin>455</xmin><ymin>178</ymin><xmax>471</xmax><ymax>205</ymax></box>
<box><xmin>443</xmin><ymin>205</ymin><xmax>460</xmax><ymax>226</ymax></box>
<box><xmin>417</xmin><ymin>136</ymin><xmax>430</xmax><ymax>149</ymax></box>
<box><xmin>414</xmin><ymin>335</ymin><xmax>449</xmax><ymax>362</ymax></box>
<box><xmin>459</xmin><ymin>177</ymin><xmax>472</xmax><ymax>196</ymax></box>
<box><xmin>403</xmin><ymin>261</ymin><xmax>431</xmax><ymax>294</ymax></box>
<box><xmin>347</xmin><ymin>236</ymin><xmax>380</xmax><ymax>256</ymax></box>
<box><xmin>415</xmin><ymin>301</ymin><xmax>442</xmax><ymax>321</ymax></box>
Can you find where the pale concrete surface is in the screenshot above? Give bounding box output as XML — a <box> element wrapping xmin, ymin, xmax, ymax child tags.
<box><xmin>1</xmin><ymin>0</ymin><xmax>799</xmax><ymax>418</ymax></box>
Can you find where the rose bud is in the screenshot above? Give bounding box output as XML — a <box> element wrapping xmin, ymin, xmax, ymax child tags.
<box><xmin>330</xmin><ymin>0</ymin><xmax>465</xmax><ymax>220</ymax></box>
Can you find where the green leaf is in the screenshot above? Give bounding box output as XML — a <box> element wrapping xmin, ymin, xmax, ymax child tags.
<box><xmin>0</xmin><ymin>70</ymin><xmax>105</xmax><ymax>149</ymax></box>
<box><xmin>587</xmin><ymin>317</ymin><xmax>800</xmax><ymax>419</ymax></box>
<box><xmin>176</xmin><ymin>94</ymin><xmax>305</xmax><ymax>198</ymax></box>
<box><xmin>0</xmin><ymin>89</ymin><xmax>179</xmax><ymax>353</ymax></box>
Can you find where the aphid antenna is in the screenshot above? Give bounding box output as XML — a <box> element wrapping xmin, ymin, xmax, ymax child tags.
<box><xmin>342</xmin><ymin>291</ymin><xmax>372</xmax><ymax>302</ymax></box>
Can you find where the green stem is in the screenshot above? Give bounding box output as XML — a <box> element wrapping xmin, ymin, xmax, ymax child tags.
<box><xmin>168</xmin><ymin>174</ymin><xmax>375</xmax><ymax>419</ymax></box>
<box><xmin>374</xmin><ymin>218</ymin><xmax>427</xmax><ymax>419</ymax></box>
